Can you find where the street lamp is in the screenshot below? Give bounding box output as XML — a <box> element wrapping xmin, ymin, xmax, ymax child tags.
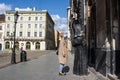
<box><xmin>11</xmin><ymin>11</ymin><xmax>19</xmax><ymax>64</ymax></box>
<box><xmin>9</xmin><ymin>33</ymin><xmax>13</xmax><ymax>49</ymax></box>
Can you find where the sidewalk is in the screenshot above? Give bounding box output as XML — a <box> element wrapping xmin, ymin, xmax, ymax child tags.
<box><xmin>60</xmin><ymin>52</ymin><xmax>108</xmax><ymax>80</ymax></box>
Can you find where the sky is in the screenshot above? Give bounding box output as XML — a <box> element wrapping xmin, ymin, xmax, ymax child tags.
<box><xmin>0</xmin><ymin>0</ymin><xmax>69</xmax><ymax>35</ymax></box>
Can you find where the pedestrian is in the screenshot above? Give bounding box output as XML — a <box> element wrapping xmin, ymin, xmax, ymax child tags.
<box><xmin>58</xmin><ymin>32</ymin><xmax>68</xmax><ymax>76</ymax></box>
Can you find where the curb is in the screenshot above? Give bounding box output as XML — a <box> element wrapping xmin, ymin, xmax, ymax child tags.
<box><xmin>89</xmin><ymin>67</ymin><xmax>108</xmax><ymax>80</ymax></box>
<box><xmin>107</xmin><ymin>73</ymin><xmax>118</xmax><ymax>80</ymax></box>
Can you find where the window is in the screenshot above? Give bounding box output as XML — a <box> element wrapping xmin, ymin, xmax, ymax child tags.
<box><xmin>34</xmin><ymin>32</ymin><xmax>37</xmax><ymax>37</ymax></box>
<box><xmin>27</xmin><ymin>32</ymin><xmax>30</xmax><ymax>37</ymax></box>
<box><xmin>35</xmin><ymin>17</ymin><xmax>38</xmax><ymax>20</ymax></box>
<box><xmin>7</xmin><ymin>24</ymin><xmax>10</xmax><ymax>28</ymax></box>
<box><xmin>28</xmin><ymin>16</ymin><xmax>31</xmax><ymax>21</ymax></box>
<box><xmin>26</xmin><ymin>42</ymin><xmax>30</xmax><ymax>50</ymax></box>
<box><xmin>35</xmin><ymin>24</ymin><xmax>37</xmax><ymax>28</ymax></box>
<box><xmin>19</xmin><ymin>32</ymin><xmax>22</xmax><ymax>37</ymax></box>
<box><xmin>40</xmin><ymin>17</ymin><xmax>42</xmax><ymax>20</ymax></box>
<box><xmin>0</xmin><ymin>34</ymin><xmax>2</xmax><ymax>38</ymax></box>
<box><xmin>20</xmin><ymin>17</ymin><xmax>23</xmax><ymax>20</ymax></box>
<box><xmin>7</xmin><ymin>32</ymin><xmax>10</xmax><ymax>36</ymax></box>
<box><xmin>20</xmin><ymin>24</ymin><xmax>23</xmax><ymax>28</ymax></box>
<box><xmin>8</xmin><ymin>17</ymin><xmax>10</xmax><ymax>20</ymax></box>
<box><xmin>15</xmin><ymin>42</ymin><xmax>19</xmax><ymax>50</ymax></box>
<box><xmin>28</xmin><ymin>24</ymin><xmax>31</xmax><ymax>28</ymax></box>
<box><xmin>39</xmin><ymin>32</ymin><xmax>42</xmax><ymax>37</ymax></box>
<box><xmin>0</xmin><ymin>26</ymin><xmax>2</xmax><ymax>30</ymax></box>
<box><xmin>5</xmin><ymin>42</ymin><xmax>10</xmax><ymax>49</ymax></box>
<box><xmin>35</xmin><ymin>42</ymin><xmax>40</xmax><ymax>50</ymax></box>
<box><xmin>39</xmin><ymin>24</ymin><xmax>42</xmax><ymax>28</ymax></box>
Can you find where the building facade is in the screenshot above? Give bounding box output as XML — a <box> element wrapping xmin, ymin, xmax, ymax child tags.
<box><xmin>0</xmin><ymin>14</ymin><xmax>5</xmax><ymax>51</ymax></box>
<box><xmin>69</xmin><ymin>0</ymin><xmax>120</xmax><ymax>79</ymax></box>
<box><xmin>4</xmin><ymin>8</ymin><xmax>55</xmax><ymax>51</ymax></box>
<box><xmin>86</xmin><ymin>0</ymin><xmax>120</xmax><ymax>78</ymax></box>
<box><xmin>67</xmin><ymin>7</ymin><xmax>72</xmax><ymax>51</ymax></box>
<box><xmin>54</xmin><ymin>29</ymin><xmax>60</xmax><ymax>49</ymax></box>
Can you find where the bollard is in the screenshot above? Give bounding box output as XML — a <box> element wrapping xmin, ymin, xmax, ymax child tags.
<box><xmin>20</xmin><ymin>50</ymin><xmax>27</xmax><ymax>62</ymax></box>
<box><xmin>23</xmin><ymin>51</ymin><xmax>27</xmax><ymax>61</ymax></box>
<box><xmin>20</xmin><ymin>51</ymin><xmax>23</xmax><ymax>62</ymax></box>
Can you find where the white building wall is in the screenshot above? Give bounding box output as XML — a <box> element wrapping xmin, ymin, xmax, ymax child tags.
<box><xmin>30</xmin><ymin>42</ymin><xmax>35</xmax><ymax>50</ymax></box>
<box><xmin>0</xmin><ymin>23</ymin><xmax>5</xmax><ymax>50</ymax></box>
<box><xmin>4</xmin><ymin>9</ymin><xmax>54</xmax><ymax>51</ymax></box>
<box><xmin>19</xmin><ymin>41</ymin><xmax>26</xmax><ymax>50</ymax></box>
<box><xmin>67</xmin><ymin>7</ymin><xmax>72</xmax><ymax>51</ymax></box>
<box><xmin>40</xmin><ymin>41</ymin><xmax>46</xmax><ymax>50</ymax></box>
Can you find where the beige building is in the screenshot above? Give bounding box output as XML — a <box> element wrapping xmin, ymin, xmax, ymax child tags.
<box><xmin>4</xmin><ymin>8</ymin><xmax>55</xmax><ymax>51</ymax></box>
<box><xmin>54</xmin><ymin>29</ymin><xmax>60</xmax><ymax>49</ymax></box>
<box><xmin>0</xmin><ymin>14</ymin><xmax>5</xmax><ymax>51</ymax></box>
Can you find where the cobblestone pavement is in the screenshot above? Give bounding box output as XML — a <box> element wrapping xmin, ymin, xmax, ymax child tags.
<box><xmin>58</xmin><ymin>52</ymin><xmax>102</xmax><ymax>80</ymax></box>
<box><xmin>0</xmin><ymin>50</ymin><xmax>52</xmax><ymax>68</ymax></box>
<box><xmin>0</xmin><ymin>50</ymin><xmax>108</xmax><ymax>80</ymax></box>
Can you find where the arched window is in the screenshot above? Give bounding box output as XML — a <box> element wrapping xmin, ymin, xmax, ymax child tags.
<box><xmin>15</xmin><ymin>42</ymin><xmax>19</xmax><ymax>50</ymax></box>
<box><xmin>0</xmin><ymin>44</ymin><xmax>2</xmax><ymax>51</ymax></box>
<box><xmin>26</xmin><ymin>42</ymin><xmax>30</xmax><ymax>50</ymax></box>
<box><xmin>5</xmin><ymin>42</ymin><xmax>10</xmax><ymax>49</ymax></box>
<box><xmin>35</xmin><ymin>42</ymin><xmax>40</xmax><ymax>50</ymax></box>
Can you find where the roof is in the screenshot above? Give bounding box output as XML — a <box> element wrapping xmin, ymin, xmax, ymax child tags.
<box><xmin>6</xmin><ymin>10</ymin><xmax>48</xmax><ymax>14</ymax></box>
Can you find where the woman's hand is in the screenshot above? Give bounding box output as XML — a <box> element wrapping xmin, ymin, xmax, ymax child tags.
<box><xmin>63</xmin><ymin>54</ymin><xmax>66</xmax><ymax>57</ymax></box>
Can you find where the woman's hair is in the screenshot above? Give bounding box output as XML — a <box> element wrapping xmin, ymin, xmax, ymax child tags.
<box><xmin>60</xmin><ymin>33</ymin><xmax>64</xmax><ymax>38</ymax></box>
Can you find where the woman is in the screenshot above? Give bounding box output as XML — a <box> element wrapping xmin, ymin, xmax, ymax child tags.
<box><xmin>58</xmin><ymin>33</ymin><xmax>68</xmax><ymax>75</ymax></box>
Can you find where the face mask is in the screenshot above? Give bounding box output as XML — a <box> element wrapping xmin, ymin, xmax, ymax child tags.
<box><xmin>59</xmin><ymin>37</ymin><xmax>61</xmax><ymax>40</ymax></box>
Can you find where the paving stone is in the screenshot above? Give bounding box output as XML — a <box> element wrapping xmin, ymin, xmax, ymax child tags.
<box><xmin>0</xmin><ymin>50</ymin><xmax>107</xmax><ymax>80</ymax></box>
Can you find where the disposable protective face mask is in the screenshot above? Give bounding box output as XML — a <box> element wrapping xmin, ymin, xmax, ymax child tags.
<box><xmin>59</xmin><ymin>38</ymin><xmax>61</xmax><ymax>40</ymax></box>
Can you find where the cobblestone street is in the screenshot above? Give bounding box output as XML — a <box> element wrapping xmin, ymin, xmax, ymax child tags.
<box><xmin>0</xmin><ymin>50</ymin><xmax>108</xmax><ymax>80</ymax></box>
<box><xmin>0</xmin><ymin>50</ymin><xmax>51</xmax><ymax>68</ymax></box>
